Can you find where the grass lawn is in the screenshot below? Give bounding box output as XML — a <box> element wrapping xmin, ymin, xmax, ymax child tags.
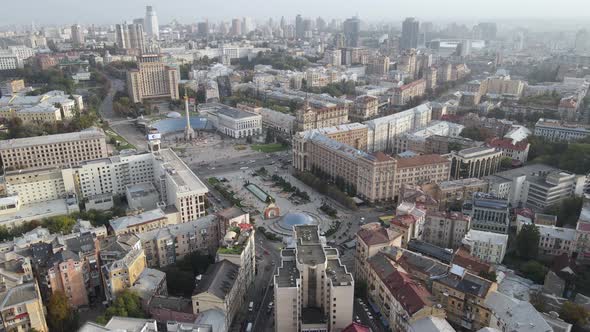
<box><xmin>251</xmin><ymin>143</ymin><xmax>288</xmax><ymax>153</ymax></box>
<box><xmin>105</xmin><ymin>129</ymin><xmax>135</xmax><ymax>151</ymax></box>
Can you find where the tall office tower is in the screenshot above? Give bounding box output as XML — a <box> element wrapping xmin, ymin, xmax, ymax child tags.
<box><xmin>280</xmin><ymin>16</ymin><xmax>286</xmax><ymax>30</ymax></box>
<box><xmin>127</xmin><ymin>54</ymin><xmax>180</xmax><ymax>103</ymax></box>
<box><xmin>133</xmin><ymin>18</ymin><xmax>145</xmax><ymax>26</ymax></box>
<box><xmin>145</xmin><ymin>5</ymin><xmax>159</xmax><ymax>40</ymax></box>
<box><xmin>295</xmin><ymin>14</ymin><xmax>304</xmax><ymax>39</ymax></box>
<box><xmin>71</xmin><ymin>24</ymin><xmax>84</xmax><ymax>47</ymax></box>
<box><xmin>343</xmin><ymin>17</ymin><xmax>361</xmax><ymax>47</ymax></box>
<box><xmin>303</xmin><ymin>19</ymin><xmax>313</xmax><ymax>38</ymax></box>
<box><xmin>401</xmin><ymin>17</ymin><xmax>420</xmax><ymax>50</ymax></box>
<box><xmin>316</xmin><ymin>17</ymin><xmax>327</xmax><ymax>32</ymax></box>
<box><xmin>231</xmin><ymin>18</ymin><xmax>241</xmax><ymax>36</ymax></box>
<box><xmin>420</xmin><ymin>21</ymin><xmax>434</xmax><ymax>46</ymax></box>
<box><xmin>575</xmin><ymin>29</ymin><xmax>590</xmax><ymax>54</ymax></box>
<box><xmin>242</xmin><ymin>17</ymin><xmax>253</xmax><ymax>35</ymax></box>
<box><xmin>274</xmin><ymin>224</ymin><xmax>354</xmax><ymax>332</ymax></box>
<box><xmin>197</xmin><ymin>21</ymin><xmax>209</xmax><ymax>37</ymax></box>
<box><xmin>115</xmin><ymin>23</ymin><xmax>145</xmax><ymax>52</ymax></box>
<box><xmin>475</xmin><ymin>22</ymin><xmax>497</xmax><ymax>41</ymax></box>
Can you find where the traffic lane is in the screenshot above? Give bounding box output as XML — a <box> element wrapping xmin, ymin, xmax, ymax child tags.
<box><xmin>354</xmin><ymin>298</ymin><xmax>386</xmax><ymax>332</ymax></box>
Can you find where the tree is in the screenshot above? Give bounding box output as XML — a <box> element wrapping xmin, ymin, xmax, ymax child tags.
<box><xmin>520</xmin><ymin>260</ymin><xmax>548</xmax><ymax>284</ymax></box>
<box><xmin>479</xmin><ymin>270</ymin><xmax>497</xmax><ymax>282</ymax></box>
<box><xmin>47</xmin><ymin>291</ymin><xmax>77</xmax><ymax>332</ymax></box>
<box><xmin>545</xmin><ymin>197</ymin><xmax>584</xmax><ymax>227</ymax></box>
<box><xmin>516</xmin><ymin>224</ymin><xmax>540</xmax><ymax>260</ymax></box>
<box><xmin>96</xmin><ymin>290</ymin><xmax>145</xmax><ymax>325</ymax></box>
<box><xmin>500</xmin><ymin>157</ymin><xmax>513</xmax><ymax>170</ymax></box>
<box><xmin>43</xmin><ymin>215</ymin><xmax>76</xmax><ymax>234</ymax></box>
<box><xmin>560</xmin><ymin>301</ymin><xmax>590</xmax><ymax>330</ymax></box>
<box><xmin>459</xmin><ymin>126</ymin><xmax>494</xmax><ymax>141</ymax></box>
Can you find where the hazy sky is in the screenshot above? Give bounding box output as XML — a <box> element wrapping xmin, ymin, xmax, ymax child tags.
<box><xmin>2</xmin><ymin>0</ymin><xmax>590</xmax><ymax>25</ymax></box>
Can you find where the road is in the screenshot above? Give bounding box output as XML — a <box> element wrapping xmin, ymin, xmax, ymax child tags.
<box><xmin>98</xmin><ymin>77</ymin><xmax>124</xmax><ymax>119</ymax></box>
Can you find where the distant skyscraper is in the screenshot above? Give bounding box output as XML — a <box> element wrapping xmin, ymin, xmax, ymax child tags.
<box><xmin>401</xmin><ymin>17</ymin><xmax>420</xmax><ymax>50</ymax></box>
<box><xmin>231</xmin><ymin>18</ymin><xmax>241</xmax><ymax>36</ymax></box>
<box><xmin>575</xmin><ymin>29</ymin><xmax>590</xmax><ymax>54</ymax></box>
<box><xmin>316</xmin><ymin>17</ymin><xmax>327</xmax><ymax>32</ymax></box>
<box><xmin>144</xmin><ymin>6</ymin><xmax>159</xmax><ymax>40</ymax></box>
<box><xmin>71</xmin><ymin>24</ymin><xmax>83</xmax><ymax>47</ymax></box>
<box><xmin>280</xmin><ymin>16</ymin><xmax>286</xmax><ymax>30</ymax></box>
<box><xmin>197</xmin><ymin>22</ymin><xmax>209</xmax><ymax>37</ymax></box>
<box><xmin>474</xmin><ymin>22</ymin><xmax>497</xmax><ymax>41</ymax></box>
<box><xmin>295</xmin><ymin>14</ymin><xmax>304</xmax><ymax>39</ymax></box>
<box><xmin>343</xmin><ymin>17</ymin><xmax>361</xmax><ymax>47</ymax></box>
<box><xmin>115</xmin><ymin>22</ymin><xmax>145</xmax><ymax>52</ymax></box>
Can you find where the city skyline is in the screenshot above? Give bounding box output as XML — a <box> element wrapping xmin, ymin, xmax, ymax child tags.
<box><xmin>2</xmin><ymin>0</ymin><xmax>590</xmax><ymax>26</ymax></box>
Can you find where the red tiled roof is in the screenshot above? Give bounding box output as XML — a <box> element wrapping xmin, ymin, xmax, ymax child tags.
<box><xmin>357</xmin><ymin>224</ymin><xmax>400</xmax><ymax>246</ymax></box>
<box><xmin>382</xmin><ymin>270</ymin><xmax>432</xmax><ymax>315</ymax></box>
<box><xmin>486</xmin><ymin>137</ymin><xmax>529</xmax><ymax>151</ymax></box>
<box><xmin>372</xmin><ymin>151</ymin><xmax>394</xmax><ymax>162</ymax></box>
<box><xmin>514</xmin><ymin>208</ymin><xmax>535</xmax><ymax>219</ymax></box>
<box><xmin>342</xmin><ymin>322</ymin><xmax>371</xmax><ymax>332</ymax></box>
<box><xmin>452</xmin><ymin>246</ymin><xmax>492</xmax><ymax>275</ymax></box>
<box><xmin>396</xmin><ymin>79</ymin><xmax>426</xmax><ymax>91</ymax></box>
<box><xmin>577</xmin><ymin>221</ymin><xmax>590</xmax><ymax>232</ymax></box>
<box><xmin>390</xmin><ymin>214</ymin><xmax>417</xmax><ymax>227</ymax></box>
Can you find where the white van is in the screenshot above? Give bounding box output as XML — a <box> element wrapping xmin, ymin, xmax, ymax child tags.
<box><xmin>246</xmin><ymin>322</ymin><xmax>253</xmax><ymax>332</ymax></box>
<box><xmin>248</xmin><ymin>301</ymin><xmax>254</xmax><ymax>312</ymax></box>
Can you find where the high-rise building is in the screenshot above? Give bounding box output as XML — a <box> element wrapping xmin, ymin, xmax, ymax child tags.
<box><xmin>274</xmin><ymin>224</ymin><xmax>354</xmax><ymax>332</ymax></box>
<box><xmin>231</xmin><ymin>18</ymin><xmax>241</xmax><ymax>36</ymax></box>
<box><xmin>197</xmin><ymin>21</ymin><xmax>209</xmax><ymax>37</ymax></box>
<box><xmin>343</xmin><ymin>17</ymin><xmax>361</xmax><ymax>47</ymax></box>
<box><xmin>401</xmin><ymin>17</ymin><xmax>420</xmax><ymax>50</ymax></box>
<box><xmin>295</xmin><ymin>14</ymin><xmax>304</xmax><ymax>39</ymax></box>
<box><xmin>71</xmin><ymin>24</ymin><xmax>84</xmax><ymax>47</ymax></box>
<box><xmin>144</xmin><ymin>5</ymin><xmax>159</xmax><ymax>40</ymax></box>
<box><xmin>474</xmin><ymin>22</ymin><xmax>497</xmax><ymax>41</ymax></box>
<box><xmin>116</xmin><ymin>22</ymin><xmax>145</xmax><ymax>52</ymax></box>
<box><xmin>127</xmin><ymin>53</ymin><xmax>179</xmax><ymax>103</ymax></box>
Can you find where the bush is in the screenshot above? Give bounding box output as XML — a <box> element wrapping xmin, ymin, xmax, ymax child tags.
<box><xmin>521</xmin><ymin>260</ymin><xmax>548</xmax><ymax>284</ymax></box>
<box><xmin>294</xmin><ymin>171</ymin><xmax>357</xmax><ymax>210</ymax></box>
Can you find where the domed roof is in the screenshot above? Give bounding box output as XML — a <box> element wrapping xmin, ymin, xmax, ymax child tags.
<box><xmin>279</xmin><ymin>213</ymin><xmax>317</xmax><ymax>229</ymax></box>
<box><xmin>167</xmin><ymin>111</ymin><xmax>181</xmax><ymax>118</ymax></box>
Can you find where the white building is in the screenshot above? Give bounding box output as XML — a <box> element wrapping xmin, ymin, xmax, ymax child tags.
<box><xmin>534</xmin><ymin>118</ymin><xmax>590</xmax><ymax>142</ymax></box>
<box><xmin>274</xmin><ymin>224</ymin><xmax>354</xmax><ymax>332</ymax></box>
<box><xmin>485</xmin><ymin>291</ymin><xmax>552</xmax><ymax>332</ymax></box>
<box><xmin>537</xmin><ymin>225</ymin><xmax>576</xmax><ymax>257</ymax></box>
<box><xmin>364</xmin><ymin>103</ymin><xmax>433</xmax><ymax>152</ymax></box>
<box><xmin>200</xmin><ymin>103</ymin><xmax>262</xmax><ymax>138</ymax></box>
<box><xmin>0</xmin><ymin>53</ymin><xmax>23</xmax><ymax>71</ymax></box>
<box><xmin>393</xmin><ymin>120</ymin><xmax>464</xmax><ymax>154</ymax></box>
<box><xmin>462</xmin><ymin>229</ymin><xmax>508</xmax><ymax>264</ymax></box>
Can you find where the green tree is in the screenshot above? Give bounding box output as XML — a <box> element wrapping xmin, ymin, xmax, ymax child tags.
<box><xmin>521</xmin><ymin>260</ymin><xmax>548</xmax><ymax>284</ymax></box>
<box><xmin>47</xmin><ymin>291</ymin><xmax>77</xmax><ymax>332</ymax></box>
<box><xmin>459</xmin><ymin>127</ymin><xmax>494</xmax><ymax>141</ymax></box>
<box><xmin>545</xmin><ymin>197</ymin><xmax>584</xmax><ymax>227</ymax></box>
<box><xmin>560</xmin><ymin>301</ymin><xmax>590</xmax><ymax>331</ymax></box>
<box><xmin>479</xmin><ymin>270</ymin><xmax>497</xmax><ymax>282</ymax></box>
<box><xmin>43</xmin><ymin>215</ymin><xmax>76</xmax><ymax>234</ymax></box>
<box><xmin>500</xmin><ymin>157</ymin><xmax>513</xmax><ymax>169</ymax></box>
<box><xmin>96</xmin><ymin>290</ymin><xmax>145</xmax><ymax>325</ymax></box>
<box><xmin>516</xmin><ymin>224</ymin><xmax>540</xmax><ymax>260</ymax></box>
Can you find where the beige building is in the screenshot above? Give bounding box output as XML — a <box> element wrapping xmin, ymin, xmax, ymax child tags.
<box><xmin>422</xmin><ymin>211</ymin><xmax>471</xmax><ymax>249</ymax></box>
<box><xmin>392</xmin><ymin>79</ymin><xmax>426</xmax><ymax>106</ymax></box>
<box><xmin>0</xmin><ymin>79</ymin><xmax>25</xmax><ymax>97</ymax></box>
<box><xmin>424</xmin><ymin>178</ymin><xmax>489</xmax><ymax>211</ymax></box>
<box><xmin>47</xmin><ymin>250</ymin><xmax>89</xmax><ymax>308</ymax></box>
<box><xmin>293</xmin><ymin>129</ymin><xmax>398</xmax><ymax>203</ymax></box>
<box><xmin>274</xmin><ymin>225</ymin><xmax>353</xmax><ymax>332</ymax></box>
<box><xmin>351</xmin><ymin>95</ymin><xmax>379</xmax><ymax>122</ymax></box>
<box><xmin>0</xmin><ymin>281</ymin><xmax>48</xmax><ymax>332</ymax></box>
<box><xmin>4</xmin><ymin>167</ymin><xmax>70</xmax><ymax>205</ymax></box>
<box><xmin>354</xmin><ymin>222</ymin><xmax>403</xmax><ymax>282</ymax></box>
<box><xmin>449</xmin><ymin>147</ymin><xmax>502</xmax><ymax>179</ymax></box>
<box><xmin>110</xmin><ymin>209</ymin><xmax>170</xmax><ymax>236</ymax></box>
<box><xmin>462</xmin><ymin>230</ymin><xmax>508</xmax><ymax>264</ymax></box>
<box><xmin>367</xmin><ymin>252</ymin><xmax>445</xmax><ymax>332</ymax></box>
<box><xmin>295</xmin><ymin>103</ymin><xmax>349</xmax><ymax>132</ymax></box>
<box><xmin>394</xmin><ymin>154</ymin><xmax>451</xmax><ymax>194</ymax></box>
<box><xmin>367</xmin><ymin>55</ymin><xmax>390</xmax><ymax>75</ymax></box>
<box><xmin>99</xmin><ymin>234</ymin><xmax>147</xmax><ymax>302</ymax></box>
<box><xmin>127</xmin><ymin>53</ymin><xmax>180</xmax><ymax>104</ymax></box>
<box><xmin>0</xmin><ymin>128</ymin><xmax>108</xmax><ymax>171</ymax></box>
<box><xmin>139</xmin><ymin>215</ymin><xmax>218</xmax><ymax>268</ymax></box>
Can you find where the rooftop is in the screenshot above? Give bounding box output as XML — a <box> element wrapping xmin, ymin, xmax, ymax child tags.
<box><xmin>456</xmin><ymin>146</ymin><xmax>500</xmax><ymax>158</ymax></box>
<box><xmin>276</xmin><ymin>257</ymin><xmax>300</xmax><ymax>288</ymax></box>
<box><xmin>0</xmin><ymin>127</ymin><xmax>105</xmax><ymax>150</ymax></box>
<box><xmin>295</xmin><ymin>225</ymin><xmax>326</xmax><ymax>266</ymax></box>
<box><xmin>193</xmin><ymin>260</ymin><xmax>239</xmax><ymax>299</ymax></box>
<box><xmin>109</xmin><ymin>209</ymin><xmax>167</xmax><ymax>232</ymax></box>
<box><xmin>326</xmin><ymin>258</ymin><xmax>353</xmax><ymax>286</ymax></box>
<box><xmin>396</xmin><ymin>154</ymin><xmax>450</xmax><ymax>168</ymax></box>
<box><xmin>356</xmin><ymin>222</ymin><xmax>402</xmax><ymax>246</ymax></box>
<box><xmin>202</xmin><ymin>102</ymin><xmax>260</xmax><ymax>119</ymax></box>
<box><xmin>463</xmin><ymin>230</ymin><xmax>508</xmax><ymax>245</ymax></box>
<box><xmin>410</xmin><ymin>316</ymin><xmax>456</xmax><ymax>332</ymax></box>
<box><xmin>156</xmin><ymin>148</ymin><xmax>208</xmax><ymax>195</ymax></box>
<box><xmin>484</xmin><ymin>291</ymin><xmax>552</xmax><ymax>332</ymax></box>
<box><xmin>537</xmin><ymin>225</ymin><xmax>576</xmax><ymax>241</ymax></box>
<box><xmin>408</xmin><ymin>239</ymin><xmax>453</xmax><ymax>264</ymax></box>
<box><xmin>365</xmin><ymin>103</ymin><xmax>432</xmax><ymax>127</ymax></box>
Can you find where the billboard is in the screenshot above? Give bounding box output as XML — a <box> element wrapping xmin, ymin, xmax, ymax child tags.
<box><xmin>147</xmin><ymin>133</ymin><xmax>161</xmax><ymax>140</ymax></box>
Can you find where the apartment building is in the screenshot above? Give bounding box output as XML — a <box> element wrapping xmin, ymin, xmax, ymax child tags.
<box><xmin>0</xmin><ymin>90</ymin><xmax>84</xmax><ymax>123</ymax></box>
<box><xmin>486</xmin><ymin>138</ymin><xmax>530</xmax><ymax>163</ymax></box>
<box><xmin>391</xmin><ymin>79</ymin><xmax>426</xmax><ymax>106</ymax></box>
<box><xmin>4</xmin><ymin>167</ymin><xmax>70</xmax><ymax>205</ymax></box>
<box><xmin>293</xmin><ymin>129</ymin><xmax>398</xmax><ymax>202</ymax></box>
<box><xmin>431</xmin><ymin>265</ymin><xmax>496</xmax><ymax>331</ymax></box>
<box><xmin>537</xmin><ymin>225</ymin><xmax>577</xmax><ymax>257</ymax></box>
<box><xmin>139</xmin><ymin>215</ymin><xmax>218</xmax><ymax>268</ymax></box>
<box><xmin>485</xmin><ymin>291</ymin><xmax>553</xmax><ymax>332</ymax></box>
<box><xmin>201</xmin><ymin>103</ymin><xmax>262</xmax><ymax>138</ymax></box>
<box><xmin>424</xmin><ymin>178</ymin><xmax>488</xmax><ymax>211</ymax></box>
<box><xmin>534</xmin><ymin>118</ymin><xmax>590</xmax><ymax>142</ymax></box>
<box><xmin>0</xmin><ymin>281</ymin><xmax>48</xmax><ymax>332</ymax></box>
<box><xmin>366</xmin><ymin>253</ymin><xmax>444</xmax><ymax>332</ymax></box>
<box><xmin>127</xmin><ymin>53</ymin><xmax>180</xmax><ymax>103</ymax></box>
<box><xmin>274</xmin><ymin>225</ymin><xmax>354</xmax><ymax>332</ymax></box>
<box><xmin>295</xmin><ymin>103</ymin><xmax>349</xmax><ymax>132</ymax></box>
<box><xmin>110</xmin><ymin>209</ymin><xmax>170</xmax><ymax>236</ymax></box>
<box><xmin>364</xmin><ymin>103</ymin><xmax>432</xmax><ymax>152</ymax></box>
<box><xmin>351</xmin><ymin>95</ymin><xmax>379</xmax><ymax>122</ymax></box>
<box><xmin>47</xmin><ymin>250</ymin><xmax>89</xmax><ymax>308</ymax></box>
<box><xmin>449</xmin><ymin>147</ymin><xmax>502</xmax><ymax>179</ymax></box>
<box><xmin>424</xmin><ymin>135</ymin><xmax>480</xmax><ymax>155</ymax></box>
<box><xmin>576</xmin><ymin>199</ymin><xmax>590</xmax><ymax>264</ymax></box>
<box><xmin>237</xmin><ymin>104</ymin><xmax>295</xmax><ymax>136</ymax></box>
<box><xmin>394</xmin><ymin>154</ymin><xmax>451</xmax><ymax>195</ymax></box>
<box><xmin>392</xmin><ymin>121</ymin><xmax>464</xmax><ymax>154</ymax></box>
<box><xmin>464</xmin><ymin>193</ymin><xmax>510</xmax><ymax>234</ymax></box>
<box><xmin>0</xmin><ymin>128</ymin><xmax>108</xmax><ymax>171</ymax></box>
<box><xmin>422</xmin><ymin>211</ymin><xmax>471</xmax><ymax>249</ymax></box>
<box><xmin>354</xmin><ymin>222</ymin><xmax>403</xmax><ymax>282</ymax></box>
<box><xmin>99</xmin><ymin>234</ymin><xmax>147</xmax><ymax>302</ymax></box>
<box><xmin>0</xmin><ymin>79</ymin><xmax>25</xmax><ymax>97</ymax></box>
<box><xmin>462</xmin><ymin>230</ymin><xmax>508</xmax><ymax>264</ymax></box>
